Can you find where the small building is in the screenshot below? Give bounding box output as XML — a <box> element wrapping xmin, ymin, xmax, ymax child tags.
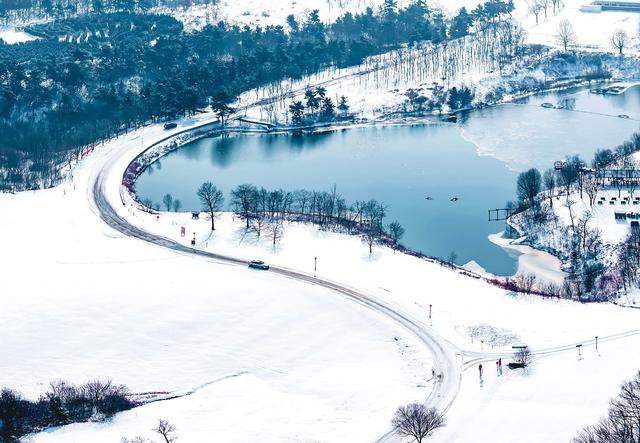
<box><xmin>632</xmin><ymin>220</ymin><xmax>640</xmax><ymax>229</ymax></box>
<box><xmin>582</xmin><ymin>0</ymin><xmax>640</xmax><ymax>12</ymax></box>
<box><xmin>615</xmin><ymin>211</ymin><xmax>627</xmax><ymax>220</ymax></box>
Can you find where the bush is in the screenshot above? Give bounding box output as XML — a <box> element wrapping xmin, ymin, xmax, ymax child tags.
<box><xmin>0</xmin><ymin>380</ymin><xmax>134</xmax><ymax>441</ymax></box>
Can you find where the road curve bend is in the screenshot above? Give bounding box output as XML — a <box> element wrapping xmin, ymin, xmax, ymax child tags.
<box><xmin>88</xmin><ymin>121</ymin><xmax>462</xmax><ymax>442</ymax></box>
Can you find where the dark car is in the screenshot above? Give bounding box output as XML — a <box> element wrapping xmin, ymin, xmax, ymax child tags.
<box><xmin>164</xmin><ymin>122</ymin><xmax>177</xmax><ymax>130</ymax></box>
<box><xmin>248</xmin><ymin>260</ymin><xmax>269</xmax><ymax>270</ymax></box>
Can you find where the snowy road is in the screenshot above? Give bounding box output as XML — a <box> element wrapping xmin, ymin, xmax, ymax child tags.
<box><xmin>88</xmin><ymin>119</ymin><xmax>463</xmax><ymax>442</ymax></box>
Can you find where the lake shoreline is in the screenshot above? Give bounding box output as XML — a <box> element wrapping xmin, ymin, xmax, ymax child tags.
<box><xmin>127</xmin><ymin>79</ymin><xmax>640</xmax><ymax>287</ymax></box>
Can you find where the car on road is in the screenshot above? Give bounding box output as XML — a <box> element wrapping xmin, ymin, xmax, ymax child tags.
<box><xmin>248</xmin><ymin>260</ymin><xmax>269</xmax><ymax>270</ymax></box>
<box><xmin>163</xmin><ymin>122</ymin><xmax>177</xmax><ymax>130</ymax></box>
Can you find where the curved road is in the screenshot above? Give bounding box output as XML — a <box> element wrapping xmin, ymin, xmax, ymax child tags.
<box><xmin>89</xmin><ymin>121</ymin><xmax>462</xmax><ymax>442</ymax></box>
<box><xmin>87</xmin><ymin>116</ymin><xmax>640</xmax><ymax>442</ymax></box>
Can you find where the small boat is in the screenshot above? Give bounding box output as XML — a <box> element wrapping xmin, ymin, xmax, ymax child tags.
<box><xmin>450</xmin><ymin>197</ymin><xmax>459</xmax><ymax>202</ymax></box>
<box><xmin>541</xmin><ymin>103</ymin><xmax>554</xmax><ymax>109</ymax></box>
<box><xmin>425</xmin><ymin>196</ymin><xmax>434</xmax><ymax>200</ymax></box>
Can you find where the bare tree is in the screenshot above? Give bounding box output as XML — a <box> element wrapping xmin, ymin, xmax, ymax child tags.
<box><xmin>515</xmin><ymin>273</ymin><xmax>537</xmax><ymax>293</ymax></box>
<box><xmin>584</xmin><ymin>176</ymin><xmax>599</xmax><ymax>207</ymax></box>
<box><xmin>540</xmin><ymin>0</ymin><xmax>550</xmax><ymax>18</ymax></box>
<box><xmin>577</xmin><ymin>211</ymin><xmax>593</xmax><ymax>252</ymax></box>
<box><xmin>387</xmin><ymin>221</ymin><xmax>405</xmax><ymax>249</ymax></box>
<box><xmin>611</xmin><ymin>29</ymin><xmax>628</xmax><ymax>55</ymax></box>
<box><xmin>392</xmin><ymin>404</ymin><xmax>446</xmax><ymax>443</ymax></box>
<box><xmin>556</xmin><ymin>19</ymin><xmax>576</xmax><ymax>51</ymax></box>
<box><xmin>251</xmin><ymin>214</ymin><xmax>266</xmax><ymax>238</ymax></box>
<box><xmin>515</xmin><ymin>346</ymin><xmax>533</xmax><ymax>367</ymax></box>
<box><xmin>266</xmin><ymin>219</ymin><xmax>284</xmax><ymax>247</ymax></box>
<box><xmin>543</xmin><ymin>169</ymin><xmax>556</xmax><ymax>206</ymax></box>
<box><xmin>529</xmin><ymin>0</ymin><xmax>543</xmax><ymax>24</ymax></box>
<box><xmin>162</xmin><ymin>193</ymin><xmax>173</xmax><ymax>211</ymax></box>
<box><xmin>362</xmin><ymin>228</ymin><xmax>377</xmax><ymax>255</ymax></box>
<box><xmin>517</xmin><ymin>168</ymin><xmax>542</xmax><ymax>207</ymax></box>
<box><xmin>172</xmin><ymin>199</ymin><xmax>182</xmax><ymax>212</ymax></box>
<box><xmin>231</xmin><ymin>184</ymin><xmax>258</xmax><ymax>229</ymax></box>
<box><xmin>564</xmin><ymin>198</ymin><xmax>577</xmax><ymax>230</ymax></box>
<box><xmin>197</xmin><ymin>182</ymin><xmax>224</xmax><ymax>231</ymax></box>
<box><xmin>573</xmin><ymin>371</ymin><xmax>640</xmax><ymax>443</ymax></box>
<box><xmin>154</xmin><ymin>419</ymin><xmax>178</xmax><ymax>443</ymax></box>
<box><xmin>624</xmin><ymin>156</ymin><xmax>639</xmax><ymax>198</ymax></box>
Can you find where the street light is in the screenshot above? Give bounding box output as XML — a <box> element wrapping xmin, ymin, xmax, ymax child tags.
<box><xmin>595</xmin><ymin>336</ymin><xmax>599</xmax><ymax>353</ymax></box>
<box><xmin>429</xmin><ymin>304</ymin><xmax>432</xmax><ymax>322</ymax></box>
<box><xmin>576</xmin><ymin>344</ymin><xmax>583</xmax><ymax>360</ymax></box>
<box><xmin>314</xmin><ymin>257</ymin><xmax>317</xmax><ymax>277</ymax></box>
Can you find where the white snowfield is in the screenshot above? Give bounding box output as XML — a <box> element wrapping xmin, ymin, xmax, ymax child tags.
<box><xmin>4</xmin><ymin>1</ymin><xmax>640</xmax><ymax>441</ymax></box>
<box><xmin>1</xmin><ymin>108</ymin><xmax>637</xmax><ymax>442</ymax></box>
<box><xmin>0</xmin><ymin>28</ymin><xmax>38</xmax><ymax>44</ymax></box>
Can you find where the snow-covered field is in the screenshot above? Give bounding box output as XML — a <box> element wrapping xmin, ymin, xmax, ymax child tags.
<box><xmin>0</xmin><ymin>27</ymin><xmax>38</xmax><ymax>44</ymax></box>
<box><xmin>1</xmin><ymin>105</ymin><xmax>639</xmax><ymax>442</ymax></box>
<box><xmin>1</xmin><ymin>124</ymin><xmax>432</xmax><ymax>443</ymax></box>
<box><xmin>4</xmin><ymin>0</ymin><xmax>640</xmax><ymax>441</ymax></box>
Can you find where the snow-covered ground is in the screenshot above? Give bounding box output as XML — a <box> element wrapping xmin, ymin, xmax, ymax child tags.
<box><xmin>5</xmin><ymin>0</ymin><xmax>640</xmax><ymax>440</ymax></box>
<box><xmin>2</xmin><ymin>106</ymin><xmax>639</xmax><ymax>442</ymax></box>
<box><xmin>1</xmin><ymin>122</ymin><xmax>432</xmax><ymax>443</ymax></box>
<box><xmin>0</xmin><ymin>27</ymin><xmax>38</xmax><ymax>44</ymax></box>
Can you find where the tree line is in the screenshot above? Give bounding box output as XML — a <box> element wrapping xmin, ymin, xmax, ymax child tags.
<box><xmin>1</xmin><ymin>0</ymin><xmax>515</xmax><ymax>190</ymax></box>
<box><xmin>0</xmin><ymin>379</ymin><xmax>133</xmax><ymax>441</ymax></box>
<box><xmin>0</xmin><ymin>0</ymin><xmax>210</xmax><ymax>23</ymax></box>
<box><xmin>510</xmin><ymin>131</ymin><xmax>640</xmax><ymax>301</ymax></box>
<box><xmin>573</xmin><ymin>370</ymin><xmax>640</xmax><ymax>443</ymax></box>
<box><xmin>155</xmin><ymin>182</ymin><xmax>405</xmax><ymax>253</ymax></box>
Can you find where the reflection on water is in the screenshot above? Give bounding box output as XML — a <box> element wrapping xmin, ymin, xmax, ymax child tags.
<box><xmin>135</xmin><ymin>85</ymin><xmax>640</xmax><ymax>276</ymax></box>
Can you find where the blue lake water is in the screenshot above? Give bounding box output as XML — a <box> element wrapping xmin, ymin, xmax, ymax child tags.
<box><xmin>136</xmin><ymin>86</ymin><xmax>640</xmax><ymax>275</ymax></box>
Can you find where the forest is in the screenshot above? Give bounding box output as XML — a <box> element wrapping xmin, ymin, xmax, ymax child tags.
<box><xmin>0</xmin><ymin>0</ymin><xmax>515</xmax><ymax>190</ymax></box>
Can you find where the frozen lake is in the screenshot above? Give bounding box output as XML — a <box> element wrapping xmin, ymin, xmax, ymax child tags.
<box><xmin>136</xmin><ymin>85</ymin><xmax>640</xmax><ymax>275</ymax></box>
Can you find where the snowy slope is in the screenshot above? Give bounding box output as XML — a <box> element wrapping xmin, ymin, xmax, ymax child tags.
<box><xmin>0</xmin><ymin>120</ymin><xmax>432</xmax><ymax>442</ymax></box>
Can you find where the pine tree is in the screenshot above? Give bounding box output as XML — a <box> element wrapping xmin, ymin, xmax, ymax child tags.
<box><xmin>320</xmin><ymin>97</ymin><xmax>335</xmax><ymax>119</ymax></box>
<box><xmin>289</xmin><ymin>101</ymin><xmax>305</xmax><ymax>124</ymax></box>
<box><xmin>338</xmin><ymin>95</ymin><xmax>349</xmax><ymax>116</ymax></box>
<box><xmin>48</xmin><ymin>396</ymin><xmax>69</xmax><ymax>425</ymax></box>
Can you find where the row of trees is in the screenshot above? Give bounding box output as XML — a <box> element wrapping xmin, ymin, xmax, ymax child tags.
<box><xmin>0</xmin><ymin>0</ymin><xmax>208</xmax><ymax>22</ymax></box>
<box><xmin>1</xmin><ymin>0</ymin><xmax>522</xmax><ymax>190</ymax></box>
<box><xmin>288</xmin><ymin>87</ymin><xmax>350</xmax><ymax>125</ymax></box>
<box><xmin>511</xmin><ymin>131</ymin><xmax>640</xmax><ymax>300</ymax></box>
<box><xmin>0</xmin><ymin>379</ymin><xmax>133</xmax><ymax>441</ymax></box>
<box><xmin>554</xmin><ymin>18</ymin><xmax>640</xmax><ymax>54</ymax></box>
<box><xmin>186</xmin><ymin>182</ymin><xmax>405</xmax><ymax>253</ymax></box>
<box><xmin>449</xmin><ymin>0</ymin><xmax>515</xmax><ymax>38</ymax></box>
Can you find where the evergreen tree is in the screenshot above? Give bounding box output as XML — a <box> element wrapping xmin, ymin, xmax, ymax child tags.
<box><xmin>289</xmin><ymin>100</ymin><xmax>305</xmax><ymax>124</ymax></box>
<box><xmin>320</xmin><ymin>96</ymin><xmax>335</xmax><ymax>119</ymax></box>
<box><xmin>304</xmin><ymin>88</ymin><xmax>320</xmax><ymax>114</ymax></box>
<box><xmin>48</xmin><ymin>396</ymin><xmax>68</xmax><ymax>425</ymax></box>
<box><xmin>449</xmin><ymin>7</ymin><xmax>473</xmax><ymax>38</ymax></box>
<box><xmin>338</xmin><ymin>95</ymin><xmax>350</xmax><ymax>115</ymax></box>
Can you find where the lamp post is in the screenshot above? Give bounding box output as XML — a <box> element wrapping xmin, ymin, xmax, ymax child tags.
<box><xmin>576</xmin><ymin>344</ymin><xmax>583</xmax><ymax>360</ymax></box>
<box><xmin>429</xmin><ymin>304</ymin><xmax>432</xmax><ymax>322</ymax></box>
<box><xmin>314</xmin><ymin>257</ymin><xmax>317</xmax><ymax>277</ymax></box>
<box><xmin>595</xmin><ymin>336</ymin><xmax>598</xmax><ymax>353</ymax></box>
